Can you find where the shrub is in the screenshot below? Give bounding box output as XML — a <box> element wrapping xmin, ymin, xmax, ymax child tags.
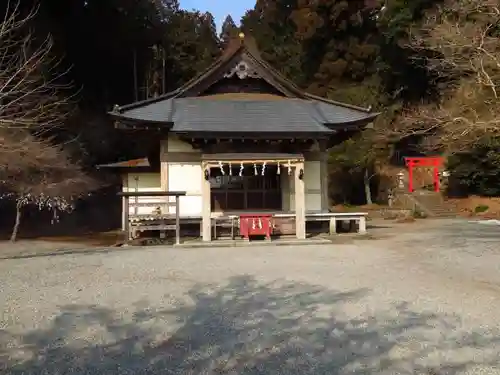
<box><xmin>474</xmin><ymin>204</ymin><xmax>489</xmax><ymax>213</ymax></box>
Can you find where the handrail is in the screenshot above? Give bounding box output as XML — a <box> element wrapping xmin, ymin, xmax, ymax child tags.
<box><xmin>117</xmin><ymin>191</ymin><xmax>186</xmax><ymax>197</ymax></box>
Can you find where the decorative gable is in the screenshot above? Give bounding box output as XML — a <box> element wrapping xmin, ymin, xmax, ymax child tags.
<box><xmin>223</xmin><ymin>60</ymin><xmax>261</xmax><ymax>80</ymax></box>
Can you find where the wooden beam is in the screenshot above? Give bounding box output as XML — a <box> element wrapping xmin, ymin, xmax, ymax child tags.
<box><xmin>318</xmin><ymin>140</ymin><xmax>329</xmax><ymax>211</ymax></box>
<box><xmin>160</xmin><ymin>140</ymin><xmax>169</xmax><ymax>194</ymax></box>
<box><xmin>203</xmin><ymin>159</ymin><xmax>303</xmax><ymax>168</ymax></box>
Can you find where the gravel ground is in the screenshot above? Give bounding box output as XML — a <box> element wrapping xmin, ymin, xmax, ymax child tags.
<box><xmin>1</xmin><ymin>219</ymin><xmax>500</xmax><ymax>374</ymax></box>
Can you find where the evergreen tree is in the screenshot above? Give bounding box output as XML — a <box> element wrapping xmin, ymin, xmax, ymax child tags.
<box><xmin>220</xmin><ymin>15</ymin><xmax>238</xmax><ymax>48</ymax></box>
<box><xmin>447</xmin><ymin>138</ymin><xmax>500</xmax><ymax>197</ymax></box>
<box><xmin>289</xmin><ymin>0</ymin><xmax>380</xmax><ymax>97</ymax></box>
<box><xmin>241</xmin><ymin>0</ymin><xmax>304</xmax><ymax>84</ymax></box>
<box><xmin>197</xmin><ymin>12</ymin><xmax>220</xmax><ymax>66</ymax></box>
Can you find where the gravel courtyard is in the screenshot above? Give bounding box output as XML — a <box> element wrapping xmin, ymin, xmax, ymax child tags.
<box><xmin>1</xmin><ymin>219</ymin><xmax>500</xmax><ymax>374</ymax></box>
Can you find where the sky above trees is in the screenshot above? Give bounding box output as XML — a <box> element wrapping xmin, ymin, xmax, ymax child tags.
<box><xmin>180</xmin><ymin>0</ymin><xmax>254</xmax><ymax>30</ymax></box>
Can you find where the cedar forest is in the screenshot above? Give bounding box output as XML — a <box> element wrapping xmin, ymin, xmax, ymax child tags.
<box><xmin>1</xmin><ymin>0</ymin><xmax>499</xmax><ymax>239</ymax></box>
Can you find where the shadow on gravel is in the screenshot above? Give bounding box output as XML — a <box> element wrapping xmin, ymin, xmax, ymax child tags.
<box><xmin>1</xmin><ymin>276</ymin><xmax>499</xmax><ymax>374</ymax></box>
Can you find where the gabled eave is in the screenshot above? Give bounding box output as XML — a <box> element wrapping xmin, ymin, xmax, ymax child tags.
<box><xmin>323</xmin><ymin>113</ymin><xmax>380</xmax><ymax>130</ymax></box>
<box><xmin>109</xmin><ymin>35</ymin><xmax>380</xmax><ymax>129</ymax></box>
<box><xmin>170</xmin><ymin>130</ymin><xmax>335</xmax><ymax>140</ymax></box>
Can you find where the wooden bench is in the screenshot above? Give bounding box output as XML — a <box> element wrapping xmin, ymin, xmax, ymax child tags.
<box><xmin>307</xmin><ymin>212</ymin><xmax>367</xmax><ymax>234</ymax></box>
<box><xmin>274</xmin><ymin>211</ymin><xmax>368</xmax><ymax>235</ymax></box>
<box><xmin>212</xmin><ymin>215</ymin><xmax>238</xmax><ymax>240</ymax></box>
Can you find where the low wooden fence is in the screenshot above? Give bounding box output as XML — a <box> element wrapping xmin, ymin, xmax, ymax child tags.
<box><xmin>117</xmin><ymin>191</ymin><xmax>186</xmax><ymax>245</ymax></box>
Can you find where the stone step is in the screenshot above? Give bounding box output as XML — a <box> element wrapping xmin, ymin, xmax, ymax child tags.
<box><xmin>407</xmin><ymin>192</ymin><xmax>459</xmax><ymax>217</ymax></box>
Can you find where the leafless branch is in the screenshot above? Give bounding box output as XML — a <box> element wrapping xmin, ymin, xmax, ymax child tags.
<box><xmin>390</xmin><ymin>0</ymin><xmax>500</xmax><ymax>152</ymax></box>
<box><xmin>0</xmin><ymin>0</ymin><xmax>74</xmax><ymax>133</ymax></box>
<box><xmin>0</xmin><ymin>1</ymin><xmax>97</xmax><ymax>241</ymax></box>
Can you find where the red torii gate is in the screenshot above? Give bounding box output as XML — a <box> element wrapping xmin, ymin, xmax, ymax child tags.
<box><xmin>404</xmin><ymin>156</ymin><xmax>444</xmax><ymax>193</ymax></box>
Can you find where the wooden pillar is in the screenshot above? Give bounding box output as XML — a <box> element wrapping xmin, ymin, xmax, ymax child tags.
<box><xmin>295</xmin><ymin>162</ymin><xmax>306</xmax><ymax>240</ymax></box>
<box><xmin>121</xmin><ymin>174</ymin><xmax>128</xmax><ymax>231</ymax></box>
<box><xmin>160</xmin><ymin>140</ymin><xmax>169</xmax><ymax>241</ymax></box>
<box><xmin>175</xmin><ymin>195</ymin><xmax>180</xmax><ymax>245</ymax></box>
<box><xmin>433</xmin><ymin>161</ymin><xmax>440</xmax><ymax>192</ymax></box>
<box><xmin>319</xmin><ymin>140</ymin><xmax>329</xmax><ymax>211</ymax></box>
<box><xmin>123</xmin><ymin>195</ymin><xmax>130</xmax><ymax>242</ymax></box>
<box><xmin>407</xmin><ymin>160</ymin><xmax>414</xmax><ymax>192</ymax></box>
<box><xmin>160</xmin><ymin>140</ymin><xmax>169</xmax><ymax>192</ymax></box>
<box><xmin>201</xmin><ymin>165</ymin><xmax>211</xmax><ymax>241</ymax></box>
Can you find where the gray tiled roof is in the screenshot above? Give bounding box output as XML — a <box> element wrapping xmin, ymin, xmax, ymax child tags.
<box><xmin>111</xmin><ymin>36</ymin><xmax>380</xmax><ymax>135</ymax></box>
<box><xmin>116</xmin><ymin>97</ymin><xmax>377</xmax><ymax>134</ymax></box>
<box><xmin>313</xmin><ymin>101</ymin><xmax>377</xmax><ymax>124</ymax></box>
<box><xmin>120</xmin><ymin>100</ymin><xmax>174</xmax><ymax>123</ymax></box>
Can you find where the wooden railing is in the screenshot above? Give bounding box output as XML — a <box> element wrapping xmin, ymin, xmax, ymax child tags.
<box><xmin>117</xmin><ymin>191</ymin><xmax>186</xmax><ymax>245</ymax></box>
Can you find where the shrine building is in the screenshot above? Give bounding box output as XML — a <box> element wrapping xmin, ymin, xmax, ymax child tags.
<box><xmin>102</xmin><ymin>34</ymin><xmax>379</xmax><ymax>242</ymax></box>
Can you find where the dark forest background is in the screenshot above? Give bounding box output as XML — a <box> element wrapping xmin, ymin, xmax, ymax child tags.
<box><xmin>1</xmin><ymin>0</ymin><xmax>499</xmax><ymax>238</ymax></box>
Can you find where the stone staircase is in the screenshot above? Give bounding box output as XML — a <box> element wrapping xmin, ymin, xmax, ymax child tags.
<box><xmin>395</xmin><ymin>189</ymin><xmax>459</xmax><ymax>218</ymax></box>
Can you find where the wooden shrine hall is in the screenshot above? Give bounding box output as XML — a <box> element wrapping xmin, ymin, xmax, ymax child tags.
<box><xmin>102</xmin><ymin>34</ymin><xmax>379</xmax><ymax>242</ymax></box>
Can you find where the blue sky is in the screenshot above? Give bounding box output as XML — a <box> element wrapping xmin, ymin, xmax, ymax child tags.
<box><xmin>179</xmin><ymin>0</ymin><xmax>256</xmax><ymax>31</ymax></box>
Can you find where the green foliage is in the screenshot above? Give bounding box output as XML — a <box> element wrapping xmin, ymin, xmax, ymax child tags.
<box><xmin>165</xmin><ymin>10</ymin><xmax>221</xmax><ymax>86</ymax></box>
<box><xmin>375</xmin><ymin>0</ymin><xmax>445</xmax><ymax>102</ymax></box>
<box><xmin>329</xmin><ymin>129</ymin><xmax>385</xmax><ymax>172</ymax></box>
<box><xmin>291</xmin><ymin>0</ymin><xmax>381</xmax><ymax>95</ymax></box>
<box><xmin>474</xmin><ymin>205</ymin><xmax>489</xmax><ymax>213</ymax></box>
<box><xmin>446</xmin><ymin>138</ymin><xmax>500</xmax><ymax>197</ymax></box>
<box><xmin>241</xmin><ymin>0</ymin><xmax>305</xmax><ymax>84</ymax></box>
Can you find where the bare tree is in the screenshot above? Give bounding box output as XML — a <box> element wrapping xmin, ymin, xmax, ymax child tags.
<box><xmin>386</xmin><ymin>0</ymin><xmax>500</xmax><ymax>152</ymax></box>
<box><xmin>0</xmin><ymin>1</ymin><xmax>95</xmax><ymax>241</ymax></box>
<box><xmin>1</xmin><ymin>131</ymin><xmax>95</xmax><ymax>241</ymax></box>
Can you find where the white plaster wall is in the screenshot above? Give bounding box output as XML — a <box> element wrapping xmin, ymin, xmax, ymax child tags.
<box><xmin>304</xmin><ymin>161</ymin><xmax>322</xmax><ymax>212</ymax></box>
<box><xmin>168</xmin><ymin>162</ymin><xmax>202</xmax><ymax>216</ymax></box>
<box><xmin>166</xmin><ymin>135</ymin><xmax>199</xmax><ymax>152</ymax></box>
<box><xmin>123</xmin><ymin>173</ymin><xmax>163</xmax><ymax>216</ymax></box>
<box><xmin>123</xmin><ymin>167</ymin><xmax>202</xmax><ymax>217</ymax></box>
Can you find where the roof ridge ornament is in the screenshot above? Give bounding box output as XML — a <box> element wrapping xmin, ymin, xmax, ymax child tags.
<box><xmin>224</xmin><ymin>60</ymin><xmax>261</xmax><ymax>79</ymax></box>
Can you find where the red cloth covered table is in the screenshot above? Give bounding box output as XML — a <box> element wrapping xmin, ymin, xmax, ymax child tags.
<box><xmin>239</xmin><ymin>214</ymin><xmax>273</xmax><ymax>240</ymax></box>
